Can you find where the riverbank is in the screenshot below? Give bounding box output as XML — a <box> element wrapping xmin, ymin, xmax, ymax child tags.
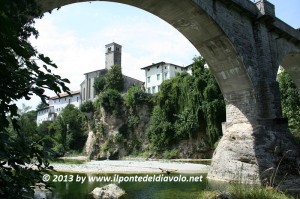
<box><xmin>51</xmin><ymin>159</ymin><xmax>210</xmax><ymax>174</ymax></box>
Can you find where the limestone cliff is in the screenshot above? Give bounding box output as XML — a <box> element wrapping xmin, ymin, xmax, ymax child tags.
<box><xmin>84</xmin><ymin>104</ymin><xmax>213</xmax><ymax>160</ymax></box>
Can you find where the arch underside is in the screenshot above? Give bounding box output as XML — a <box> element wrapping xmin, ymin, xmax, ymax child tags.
<box><xmin>281</xmin><ymin>52</ymin><xmax>300</xmax><ymax>91</ymax></box>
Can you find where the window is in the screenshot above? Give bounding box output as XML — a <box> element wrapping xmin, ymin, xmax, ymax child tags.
<box><xmin>157</xmin><ymin>74</ymin><xmax>160</xmax><ymax>81</ymax></box>
<box><xmin>116</xmin><ymin>47</ymin><xmax>119</xmax><ymax>52</ymax></box>
<box><xmin>147</xmin><ymin>68</ymin><xmax>150</xmax><ymax>71</ymax></box>
<box><xmin>147</xmin><ymin>76</ymin><xmax>150</xmax><ymax>83</ymax></box>
<box><xmin>147</xmin><ymin>88</ymin><xmax>151</xmax><ymax>93</ymax></box>
<box><xmin>157</xmin><ymin>65</ymin><xmax>159</xmax><ymax>69</ymax></box>
<box><xmin>152</xmin><ymin>86</ymin><xmax>156</xmax><ymax>93</ymax></box>
<box><xmin>77</xmin><ymin>97</ymin><xmax>79</xmax><ymax>102</ymax></box>
<box><xmin>158</xmin><ymin>85</ymin><xmax>161</xmax><ymax>92</ymax></box>
<box><xmin>69</xmin><ymin>99</ymin><xmax>71</xmax><ymax>104</ymax></box>
<box><xmin>83</xmin><ymin>88</ymin><xmax>86</xmax><ymax>101</ymax></box>
<box><xmin>164</xmin><ymin>72</ymin><xmax>168</xmax><ymax>79</ymax></box>
<box><xmin>175</xmin><ymin>66</ymin><xmax>177</xmax><ymax>69</ymax></box>
<box><xmin>65</xmin><ymin>97</ymin><xmax>66</xmax><ymax>101</ymax></box>
<box><xmin>108</xmin><ymin>47</ymin><xmax>111</xmax><ymax>52</ymax></box>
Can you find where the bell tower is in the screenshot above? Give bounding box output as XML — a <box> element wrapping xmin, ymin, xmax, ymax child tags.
<box><xmin>105</xmin><ymin>42</ymin><xmax>122</xmax><ymax>70</ymax></box>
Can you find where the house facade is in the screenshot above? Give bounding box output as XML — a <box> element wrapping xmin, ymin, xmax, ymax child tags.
<box><xmin>80</xmin><ymin>42</ymin><xmax>144</xmax><ymax>102</ymax></box>
<box><xmin>141</xmin><ymin>62</ymin><xmax>192</xmax><ymax>94</ymax></box>
<box><xmin>36</xmin><ymin>90</ymin><xmax>81</xmax><ymax>125</ymax></box>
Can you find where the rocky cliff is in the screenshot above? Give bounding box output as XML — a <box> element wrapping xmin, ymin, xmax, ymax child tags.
<box><xmin>84</xmin><ymin>103</ymin><xmax>213</xmax><ymax>160</ymax></box>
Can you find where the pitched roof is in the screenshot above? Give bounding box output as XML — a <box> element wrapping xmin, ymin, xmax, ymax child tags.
<box><xmin>50</xmin><ymin>90</ymin><xmax>80</xmax><ymax>100</ymax></box>
<box><xmin>140</xmin><ymin>61</ymin><xmax>189</xmax><ymax>70</ymax></box>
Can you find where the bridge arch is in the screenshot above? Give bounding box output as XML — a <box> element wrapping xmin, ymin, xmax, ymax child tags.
<box><xmin>35</xmin><ymin>0</ymin><xmax>300</xmax><ymax>187</ymax></box>
<box><xmin>281</xmin><ymin>52</ymin><xmax>300</xmax><ymax>91</ymax></box>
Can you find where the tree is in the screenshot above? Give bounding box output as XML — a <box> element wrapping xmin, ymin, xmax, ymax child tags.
<box><xmin>125</xmin><ymin>86</ymin><xmax>152</xmax><ymax>108</ymax></box>
<box><xmin>0</xmin><ymin>0</ymin><xmax>70</xmax><ymax>198</ymax></box>
<box><xmin>278</xmin><ymin>69</ymin><xmax>300</xmax><ymax>139</ymax></box>
<box><xmin>94</xmin><ymin>75</ymin><xmax>106</xmax><ymax>94</ymax></box>
<box><xmin>58</xmin><ymin>104</ymin><xmax>87</xmax><ymax>150</ymax></box>
<box><xmin>98</xmin><ymin>89</ymin><xmax>123</xmax><ymax>115</ymax></box>
<box><xmin>104</xmin><ymin>65</ymin><xmax>124</xmax><ymax>92</ymax></box>
<box><xmin>79</xmin><ymin>100</ymin><xmax>94</xmax><ymax>113</ymax></box>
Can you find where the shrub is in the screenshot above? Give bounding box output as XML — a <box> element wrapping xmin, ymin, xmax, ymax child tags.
<box><xmin>98</xmin><ymin>89</ymin><xmax>123</xmax><ymax>115</ymax></box>
<box><xmin>125</xmin><ymin>86</ymin><xmax>152</xmax><ymax>108</ymax></box>
<box><xmin>79</xmin><ymin>100</ymin><xmax>94</xmax><ymax>113</ymax></box>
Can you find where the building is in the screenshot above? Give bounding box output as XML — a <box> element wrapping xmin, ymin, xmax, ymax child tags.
<box><xmin>141</xmin><ymin>62</ymin><xmax>192</xmax><ymax>94</ymax></box>
<box><xmin>80</xmin><ymin>42</ymin><xmax>144</xmax><ymax>102</ymax></box>
<box><xmin>36</xmin><ymin>90</ymin><xmax>80</xmax><ymax>125</ymax></box>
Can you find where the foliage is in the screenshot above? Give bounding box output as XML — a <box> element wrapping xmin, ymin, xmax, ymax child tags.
<box><xmin>79</xmin><ymin>100</ymin><xmax>94</xmax><ymax>113</ymax></box>
<box><xmin>199</xmin><ymin>185</ymin><xmax>294</xmax><ymax>199</ymax></box>
<box><xmin>278</xmin><ymin>69</ymin><xmax>300</xmax><ymax>138</ymax></box>
<box><xmin>128</xmin><ymin>114</ymin><xmax>140</xmax><ymax>128</ymax></box>
<box><xmin>56</xmin><ymin>104</ymin><xmax>87</xmax><ymax>151</ymax></box>
<box><xmin>94</xmin><ymin>75</ymin><xmax>106</xmax><ymax>94</ymax></box>
<box><xmin>146</xmin><ymin>56</ymin><xmax>225</xmax><ymax>153</ymax></box>
<box><xmin>162</xmin><ymin>149</ymin><xmax>179</xmax><ymax>159</ymax></box>
<box><xmin>0</xmin><ymin>0</ymin><xmax>70</xmax><ymax>198</ymax></box>
<box><xmin>125</xmin><ymin>86</ymin><xmax>152</xmax><ymax>108</ymax></box>
<box><xmin>98</xmin><ymin>89</ymin><xmax>123</xmax><ymax>115</ymax></box>
<box><xmin>98</xmin><ymin>123</ymin><xmax>106</xmax><ymax>136</ymax></box>
<box><xmin>104</xmin><ymin>65</ymin><xmax>124</xmax><ymax>92</ymax></box>
<box><xmin>114</xmin><ymin>133</ymin><xmax>123</xmax><ymax>142</ymax></box>
<box><xmin>146</xmin><ymin>106</ymin><xmax>174</xmax><ymax>152</ymax></box>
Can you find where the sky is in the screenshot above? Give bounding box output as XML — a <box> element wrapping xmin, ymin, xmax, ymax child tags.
<box><xmin>17</xmin><ymin>0</ymin><xmax>300</xmax><ymax>109</ymax></box>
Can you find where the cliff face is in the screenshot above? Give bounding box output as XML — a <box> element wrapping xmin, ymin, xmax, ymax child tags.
<box><xmin>84</xmin><ymin>103</ymin><xmax>150</xmax><ymax>160</ymax></box>
<box><xmin>84</xmin><ymin>104</ymin><xmax>213</xmax><ymax>160</ymax></box>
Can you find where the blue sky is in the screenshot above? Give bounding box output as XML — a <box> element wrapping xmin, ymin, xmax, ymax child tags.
<box><xmin>19</xmin><ymin>0</ymin><xmax>300</xmax><ymax>109</ymax></box>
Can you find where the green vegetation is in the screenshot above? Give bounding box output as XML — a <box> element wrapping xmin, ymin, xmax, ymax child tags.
<box><xmin>0</xmin><ymin>0</ymin><xmax>71</xmax><ymax>198</ymax></box>
<box><xmin>97</xmin><ymin>89</ymin><xmax>123</xmax><ymax>115</ymax></box>
<box><xmin>125</xmin><ymin>86</ymin><xmax>152</xmax><ymax>108</ymax></box>
<box><xmin>146</xmin><ymin>57</ymin><xmax>225</xmax><ymax>154</ymax></box>
<box><xmin>79</xmin><ymin>100</ymin><xmax>94</xmax><ymax>113</ymax></box>
<box><xmin>105</xmin><ymin>65</ymin><xmax>124</xmax><ymax>92</ymax></box>
<box><xmin>94</xmin><ymin>75</ymin><xmax>106</xmax><ymax>94</ymax></box>
<box><xmin>199</xmin><ymin>185</ymin><xmax>294</xmax><ymax>199</ymax></box>
<box><xmin>53</xmin><ymin>104</ymin><xmax>87</xmax><ymax>151</ymax></box>
<box><xmin>278</xmin><ymin>69</ymin><xmax>300</xmax><ymax>140</ymax></box>
<box><xmin>94</xmin><ymin>64</ymin><xmax>124</xmax><ymax>94</ymax></box>
<box><xmin>26</xmin><ymin>104</ymin><xmax>87</xmax><ymax>157</ymax></box>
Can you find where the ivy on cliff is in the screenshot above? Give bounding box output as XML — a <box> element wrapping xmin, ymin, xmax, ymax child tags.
<box><xmin>146</xmin><ymin>56</ymin><xmax>225</xmax><ymax>152</ymax></box>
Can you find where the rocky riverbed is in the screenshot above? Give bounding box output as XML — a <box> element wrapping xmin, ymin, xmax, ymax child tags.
<box><xmin>51</xmin><ymin>159</ymin><xmax>210</xmax><ymax>174</ymax></box>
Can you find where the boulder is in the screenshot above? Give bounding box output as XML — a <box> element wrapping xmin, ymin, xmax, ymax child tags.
<box><xmin>91</xmin><ymin>184</ymin><xmax>125</xmax><ymax>199</ymax></box>
<box><xmin>216</xmin><ymin>193</ymin><xmax>233</xmax><ymax>199</ymax></box>
<box><xmin>33</xmin><ymin>188</ymin><xmax>52</xmax><ymax>199</ymax></box>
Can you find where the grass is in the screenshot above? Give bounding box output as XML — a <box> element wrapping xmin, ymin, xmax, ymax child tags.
<box><xmin>199</xmin><ymin>184</ymin><xmax>296</xmax><ymax>199</ymax></box>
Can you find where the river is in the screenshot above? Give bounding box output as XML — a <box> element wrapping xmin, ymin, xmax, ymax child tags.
<box><xmin>45</xmin><ymin>172</ymin><xmax>208</xmax><ymax>199</ymax></box>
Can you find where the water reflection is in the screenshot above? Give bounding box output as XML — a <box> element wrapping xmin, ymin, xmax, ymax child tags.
<box><xmin>46</xmin><ymin>172</ymin><xmax>208</xmax><ymax>199</ymax></box>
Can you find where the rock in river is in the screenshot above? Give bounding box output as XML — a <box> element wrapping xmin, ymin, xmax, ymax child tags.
<box><xmin>91</xmin><ymin>184</ymin><xmax>125</xmax><ymax>199</ymax></box>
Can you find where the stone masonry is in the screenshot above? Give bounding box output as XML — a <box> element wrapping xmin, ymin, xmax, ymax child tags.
<box><xmin>37</xmin><ymin>0</ymin><xmax>300</xmax><ymax>188</ymax></box>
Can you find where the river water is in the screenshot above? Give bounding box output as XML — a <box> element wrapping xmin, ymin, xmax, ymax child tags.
<box><xmin>45</xmin><ymin>172</ymin><xmax>208</xmax><ymax>199</ymax></box>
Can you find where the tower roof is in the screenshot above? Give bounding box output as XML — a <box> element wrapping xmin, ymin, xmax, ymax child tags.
<box><xmin>105</xmin><ymin>42</ymin><xmax>122</xmax><ymax>47</ymax></box>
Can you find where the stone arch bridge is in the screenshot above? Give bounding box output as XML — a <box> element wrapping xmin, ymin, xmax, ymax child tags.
<box><xmin>37</xmin><ymin>0</ymin><xmax>300</xmax><ymax>188</ymax></box>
